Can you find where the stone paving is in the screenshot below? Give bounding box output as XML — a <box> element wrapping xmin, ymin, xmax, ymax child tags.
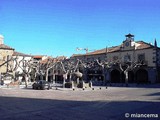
<box><xmin>0</xmin><ymin>85</ymin><xmax>160</xmax><ymax>120</ymax></box>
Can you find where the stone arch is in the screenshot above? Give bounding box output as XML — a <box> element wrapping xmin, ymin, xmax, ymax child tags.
<box><xmin>110</xmin><ymin>69</ymin><xmax>121</xmax><ymax>83</ymax></box>
<box><xmin>121</xmin><ymin>72</ymin><xmax>125</xmax><ymax>83</ymax></box>
<box><xmin>136</xmin><ymin>69</ymin><xmax>148</xmax><ymax>83</ymax></box>
<box><xmin>128</xmin><ymin>71</ymin><xmax>134</xmax><ymax>83</ymax></box>
<box><xmin>55</xmin><ymin>75</ymin><xmax>63</xmax><ymax>83</ymax></box>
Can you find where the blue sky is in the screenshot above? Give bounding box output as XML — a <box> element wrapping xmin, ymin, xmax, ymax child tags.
<box><xmin>0</xmin><ymin>0</ymin><xmax>160</xmax><ymax>57</ymax></box>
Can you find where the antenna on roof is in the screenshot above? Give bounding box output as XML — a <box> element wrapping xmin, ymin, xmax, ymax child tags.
<box><xmin>76</xmin><ymin>47</ymin><xmax>95</xmax><ymax>54</ymax></box>
<box><xmin>76</xmin><ymin>47</ymin><xmax>88</xmax><ymax>53</ymax></box>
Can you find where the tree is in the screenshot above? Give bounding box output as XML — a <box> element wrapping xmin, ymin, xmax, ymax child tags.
<box><xmin>119</xmin><ymin>62</ymin><xmax>130</xmax><ymax>86</ymax></box>
<box><xmin>0</xmin><ymin>55</ymin><xmax>19</xmax><ymax>85</ymax></box>
<box><xmin>16</xmin><ymin>56</ymin><xmax>32</xmax><ymax>87</ymax></box>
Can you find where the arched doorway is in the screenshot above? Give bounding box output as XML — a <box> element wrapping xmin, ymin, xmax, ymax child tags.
<box><xmin>110</xmin><ymin>69</ymin><xmax>120</xmax><ymax>83</ymax></box>
<box><xmin>55</xmin><ymin>75</ymin><xmax>63</xmax><ymax>84</ymax></box>
<box><xmin>136</xmin><ymin>69</ymin><xmax>148</xmax><ymax>83</ymax></box>
<box><xmin>121</xmin><ymin>72</ymin><xmax>125</xmax><ymax>83</ymax></box>
<box><xmin>48</xmin><ymin>76</ymin><xmax>52</xmax><ymax>82</ymax></box>
<box><xmin>128</xmin><ymin>71</ymin><xmax>134</xmax><ymax>83</ymax></box>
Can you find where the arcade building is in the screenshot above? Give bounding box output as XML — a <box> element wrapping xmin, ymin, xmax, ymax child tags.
<box><xmin>71</xmin><ymin>34</ymin><xmax>160</xmax><ymax>85</ymax></box>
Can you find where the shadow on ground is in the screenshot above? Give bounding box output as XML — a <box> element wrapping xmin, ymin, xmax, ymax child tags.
<box><xmin>145</xmin><ymin>92</ymin><xmax>160</xmax><ymax>96</ymax></box>
<box><xmin>0</xmin><ymin>96</ymin><xmax>160</xmax><ymax>120</ymax></box>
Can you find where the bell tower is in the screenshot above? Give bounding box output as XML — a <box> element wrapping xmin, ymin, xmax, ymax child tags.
<box><xmin>0</xmin><ymin>34</ymin><xmax>4</xmax><ymax>44</ymax></box>
<box><xmin>123</xmin><ymin>33</ymin><xmax>135</xmax><ymax>50</ymax></box>
<box><xmin>125</xmin><ymin>33</ymin><xmax>134</xmax><ymax>41</ymax></box>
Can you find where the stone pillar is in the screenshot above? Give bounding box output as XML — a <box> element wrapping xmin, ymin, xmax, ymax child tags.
<box><xmin>71</xmin><ymin>81</ymin><xmax>74</xmax><ymax>89</ymax></box>
<box><xmin>0</xmin><ymin>72</ymin><xmax>2</xmax><ymax>85</ymax></box>
<box><xmin>83</xmin><ymin>69</ymin><xmax>87</xmax><ymax>81</ymax></box>
<box><xmin>82</xmin><ymin>81</ymin><xmax>85</xmax><ymax>89</ymax></box>
<box><xmin>52</xmin><ymin>74</ymin><xmax>55</xmax><ymax>84</ymax></box>
<box><xmin>46</xmin><ymin>69</ymin><xmax>49</xmax><ymax>82</ymax></box>
<box><xmin>69</xmin><ymin>73</ymin><xmax>72</xmax><ymax>82</ymax></box>
<box><xmin>77</xmin><ymin>78</ymin><xmax>79</xmax><ymax>85</ymax></box>
<box><xmin>125</xmin><ymin>71</ymin><xmax>129</xmax><ymax>86</ymax></box>
<box><xmin>63</xmin><ymin>74</ymin><xmax>66</xmax><ymax>88</ymax></box>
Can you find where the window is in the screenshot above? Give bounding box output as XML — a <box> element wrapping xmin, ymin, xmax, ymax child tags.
<box><xmin>113</xmin><ymin>56</ymin><xmax>118</xmax><ymax>61</ymax></box>
<box><xmin>138</xmin><ymin>54</ymin><xmax>145</xmax><ymax>62</ymax></box>
<box><xmin>97</xmin><ymin>57</ymin><xmax>102</xmax><ymax>62</ymax></box>
<box><xmin>124</xmin><ymin>54</ymin><xmax>131</xmax><ymax>62</ymax></box>
<box><xmin>87</xmin><ymin>58</ymin><xmax>91</xmax><ymax>62</ymax></box>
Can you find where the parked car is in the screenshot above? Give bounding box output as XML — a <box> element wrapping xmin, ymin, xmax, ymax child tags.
<box><xmin>32</xmin><ymin>80</ymin><xmax>51</xmax><ymax>90</ymax></box>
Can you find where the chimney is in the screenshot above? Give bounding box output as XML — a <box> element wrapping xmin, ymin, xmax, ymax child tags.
<box><xmin>0</xmin><ymin>34</ymin><xmax>4</xmax><ymax>44</ymax></box>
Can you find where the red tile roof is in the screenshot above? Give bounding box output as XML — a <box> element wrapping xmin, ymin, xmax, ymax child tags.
<box><xmin>13</xmin><ymin>51</ymin><xmax>32</xmax><ymax>57</ymax></box>
<box><xmin>40</xmin><ymin>57</ymin><xmax>55</xmax><ymax>64</ymax></box>
<box><xmin>72</xmin><ymin>41</ymin><xmax>156</xmax><ymax>57</ymax></box>
<box><xmin>33</xmin><ymin>55</ymin><xmax>44</xmax><ymax>59</ymax></box>
<box><xmin>136</xmin><ymin>41</ymin><xmax>154</xmax><ymax>49</ymax></box>
<box><xmin>0</xmin><ymin>44</ymin><xmax>14</xmax><ymax>50</ymax></box>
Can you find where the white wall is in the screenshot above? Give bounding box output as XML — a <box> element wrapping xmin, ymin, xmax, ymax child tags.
<box><xmin>13</xmin><ymin>56</ymin><xmax>32</xmax><ymax>74</ymax></box>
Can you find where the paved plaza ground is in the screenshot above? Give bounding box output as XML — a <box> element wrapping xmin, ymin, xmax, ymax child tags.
<box><xmin>0</xmin><ymin>85</ymin><xmax>160</xmax><ymax>120</ymax></box>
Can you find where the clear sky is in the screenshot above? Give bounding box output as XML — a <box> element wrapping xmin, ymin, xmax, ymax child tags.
<box><xmin>0</xmin><ymin>0</ymin><xmax>160</xmax><ymax>57</ymax></box>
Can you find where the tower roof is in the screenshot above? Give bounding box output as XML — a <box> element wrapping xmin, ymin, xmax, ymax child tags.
<box><xmin>125</xmin><ymin>33</ymin><xmax>134</xmax><ymax>38</ymax></box>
